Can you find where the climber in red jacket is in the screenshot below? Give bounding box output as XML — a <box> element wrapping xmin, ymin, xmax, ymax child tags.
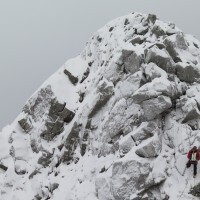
<box><xmin>186</xmin><ymin>146</ymin><xmax>200</xmax><ymax>178</ymax></box>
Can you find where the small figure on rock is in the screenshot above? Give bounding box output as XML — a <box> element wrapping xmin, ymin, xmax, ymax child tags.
<box><xmin>186</xmin><ymin>146</ymin><xmax>200</xmax><ymax>178</ymax></box>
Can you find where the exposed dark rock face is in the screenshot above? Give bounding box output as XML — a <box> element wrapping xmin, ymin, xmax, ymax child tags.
<box><xmin>18</xmin><ymin>117</ymin><xmax>32</xmax><ymax>133</ymax></box>
<box><xmin>0</xmin><ymin>164</ymin><xmax>8</xmax><ymax>171</ymax></box>
<box><xmin>131</xmin><ymin>122</ymin><xmax>158</xmax><ymax>142</ymax></box>
<box><xmin>146</xmin><ymin>14</ymin><xmax>157</xmax><ymax>24</ymax></box>
<box><xmin>62</xmin><ymin>122</ymin><xmax>81</xmax><ymax>163</ymax></box>
<box><xmin>41</xmin><ymin>101</ymin><xmax>75</xmax><ymax>141</ymax></box>
<box><xmin>80</xmin><ymin>68</ymin><xmax>90</xmax><ymax>83</ymax></box>
<box><xmin>23</xmin><ymin>85</ymin><xmax>54</xmax><ymax>119</ymax></box>
<box><xmin>64</xmin><ymin>69</ymin><xmax>78</xmax><ymax>85</ymax></box>
<box><xmin>190</xmin><ymin>183</ymin><xmax>200</xmax><ymax>197</ymax></box>
<box><xmin>176</xmin><ymin>62</ymin><xmax>200</xmax><ymax>83</ymax></box>
<box><xmin>38</xmin><ymin>150</ymin><xmax>53</xmax><ymax>168</ymax></box>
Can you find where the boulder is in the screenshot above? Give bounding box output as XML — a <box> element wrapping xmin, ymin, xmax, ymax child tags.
<box><xmin>49</xmin><ymin>101</ymin><xmax>75</xmax><ymax>123</ymax></box>
<box><xmin>164</xmin><ymin>32</ymin><xmax>188</xmax><ymax>59</ymax></box>
<box><xmin>88</xmin><ymin>79</ymin><xmax>114</xmax><ymax>118</ymax></box>
<box><xmin>142</xmin><ymin>95</ymin><xmax>172</xmax><ymax>120</ymax></box>
<box><xmin>144</xmin><ymin>156</ymin><xmax>167</xmax><ymax>188</ymax></box>
<box><xmin>131</xmin><ymin>122</ymin><xmax>158</xmax><ymax>143</ymax></box>
<box><xmin>132</xmin><ymin>77</ymin><xmax>185</xmax><ymax>104</ymax></box>
<box><xmin>135</xmin><ymin>134</ymin><xmax>162</xmax><ymax>158</ymax></box>
<box><xmin>151</xmin><ymin>25</ymin><xmax>166</xmax><ymax>37</ymax></box>
<box><xmin>23</xmin><ymin>85</ymin><xmax>54</xmax><ymax>120</ymax></box>
<box><xmin>164</xmin><ymin>116</ymin><xmax>192</xmax><ymax>153</ymax></box>
<box><xmin>111</xmin><ymin>160</ymin><xmax>150</xmax><ymax>200</ymax></box>
<box><xmin>41</xmin><ymin>101</ymin><xmax>75</xmax><ymax>141</ymax></box>
<box><xmin>0</xmin><ymin>164</ymin><xmax>8</xmax><ymax>171</ymax></box>
<box><xmin>119</xmin><ymin>49</ymin><xmax>144</xmax><ymax>74</ymax></box>
<box><xmin>145</xmin><ymin>45</ymin><xmax>175</xmax><ymax>73</ymax></box>
<box><xmin>144</xmin><ymin>62</ymin><xmax>168</xmax><ymax>81</ymax></box>
<box><xmin>178</xmin><ymin>98</ymin><xmax>200</xmax><ymax>123</ymax></box>
<box><xmin>176</xmin><ymin>62</ymin><xmax>200</xmax><ymax>83</ymax></box>
<box><xmin>102</xmin><ymin>98</ymin><xmax>141</xmax><ymax>141</ymax></box>
<box><xmin>38</xmin><ymin>150</ymin><xmax>52</xmax><ymax>168</ymax></box>
<box><xmin>146</xmin><ymin>14</ymin><xmax>157</xmax><ymax>24</ymax></box>
<box><xmin>18</xmin><ymin>117</ymin><xmax>32</xmax><ymax>133</ymax></box>
<box><xmin>64</xmin><ymin>69</ymin><xmax>78</xmax><ymax>85</ymax></box>
<box><xmin>115</xmin><ymin>72</ymin><xmax>143</xmax><ymax>99</ymax></box>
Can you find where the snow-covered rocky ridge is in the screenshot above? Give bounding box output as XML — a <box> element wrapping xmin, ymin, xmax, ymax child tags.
<box><xmin>1</xmin><ymin>12</ymin><xmax>200</xmax><ymax>200</ymax></box>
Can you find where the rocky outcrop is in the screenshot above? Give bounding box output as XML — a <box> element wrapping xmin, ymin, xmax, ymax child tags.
<box><xmin>175</xmin><ymin>96</ymin><xmax>200</xmax><ymax>124</ymax></box>
<box><xmin>41</xmin><ymin>101</ymin><xmax>75</xmax><ymax>141</ymax></box>
<box><xmin>18</xmin><ymin>117</ymin><xmax>32</xmax><ymax>133</ymax></box>
<box><xmin>119</xmin><ymin>49</ymin><xmax>144</xmax><ymax>74</ymax></box>
<box><xmin>38</xmin><ymin>150</ymin><xmax>53</xmax><ymax>167</ymax></box>
<box><xmin>131</xmin><ymin>122</ymin><xmax>158</xmax><ymax>143</ymax></box>
<box><xmin>164</xmin><ymin>32</ymin><xmax>188</xmax><ymax>60</ymax></box>
<box><xmin>2</xmin><ymin>12</ymin><xmax>200</xmax><ymax>200</ymax></box>
<box><xmin>62</xmin><ymin>122</ymin><xmax>81</xmax><ymax>163</ymax></box>
<box><xmin>141</xmin><ymin>95</ymin><xmax>172</xmax><ymax>120</ymax></box>
<box><xmin>0</xmin><ymin>164</ymin><xmax>8</xmax><ymax>171</ymax></box>
<box><xmin>143</xmin><ymin>62</ymin><xmax>167</xmax><ymax>81</ymax></box>
<box><xmin>135</xmin><ymin>134</ymin><xmax>162</xmax><ymax>158</ymax></box>
<box><xmin>176</xmin><ymin>62</ymin><xmax>200</xmax><ymax>83</ymax></box>
<box><xmin>102</xmin><ymin>98</ymin><xmax>142</xmax><ymax>142</ymax></box>
<box><xmin>145</xmin><ymin>45</ymin><xmax>175</xmax><ymax>73</ymax></box>
<box><xmin>64</xmin><ymin>69</ymin><xmax>78</xmax><ymax>85</ymax></box>
<box><xmin>111</xmin><ymin>160</ymin><xmax>151</xmax><ymax>200</ymax></box>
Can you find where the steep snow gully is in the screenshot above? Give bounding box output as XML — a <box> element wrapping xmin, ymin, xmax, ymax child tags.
<box><xmin>1</xmin><ymin>12</ymin><xmax>200</xmax><ymax>200</ymax></box>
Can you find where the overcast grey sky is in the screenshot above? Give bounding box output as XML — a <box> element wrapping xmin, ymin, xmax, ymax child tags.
<box><xmin>0</xmin><ymin>0</ymin><xmax>200</xmax><ymax>130</ymax></box>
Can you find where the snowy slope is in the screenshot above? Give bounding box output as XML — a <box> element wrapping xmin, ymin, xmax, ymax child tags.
<box><xmin>1</xmin><ymin>12</ymin><xmax>200</xmax><ymax>200</ymax></box>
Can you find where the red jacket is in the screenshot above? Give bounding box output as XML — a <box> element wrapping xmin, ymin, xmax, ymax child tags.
<box><xmin>187</xmin><ymin>149</ymin><xmax>200</xmax><ymax>161</ymax></box>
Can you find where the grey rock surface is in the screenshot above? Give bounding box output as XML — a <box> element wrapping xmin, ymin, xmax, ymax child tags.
<box><xmin>135</xmin><ymin>134</ymin><xmax>162</xmax><ymax>158</ymax></box>
<box><xmin>145</xmin><ymin>45</ymin><xmax>175</xmax><ymax>73</ymax></box>
<box><xmin>142</xmin><ymin>95</ymin><xmax>172</xmax><ymax>120</ymax></box>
